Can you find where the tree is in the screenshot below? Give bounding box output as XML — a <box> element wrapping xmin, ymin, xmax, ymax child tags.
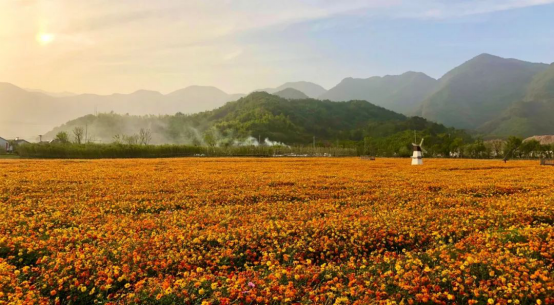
<box><xmin>73</xmin><ymin>127</ymin><xmax>84</xmax><ymax>144</ymax></box>
<box><xmin>139</xmin><ymin>128</ymin><xmax>152</xmax><ymax>145</ymax></box>
<box><xmin>504</xmin><ymin>136</ymin><xmax>523</xmax><ymax>160</ymax></box>
<box><xmin>55</xmin><ymin>131</ymin><xmax>70</xmax><ymax>144</ymax></box>
<box><xmin>488</xmin><ymin>140</ymin><xmax>504</xmax><ymax>158</ymax></box>
<box><xmin>519</xmin><ymin>139</ymin><xmax>541</xmax><ymax>158</ymax></box>
<box><xmin>203</xmin><ymin>130</ymin><xmax>217</xmax><ymax>147</ymax></box>
<box><xmin>113</xmin><ymin>134</ymin><xmax>123</xmax><ymax>144</ymax></box>
<box><xmin>123</xmin><ymin>135</ymin><xmax>139</xmax><ymax>145</ymax></box>
<box><xmin>450</xmin><ymin>138</ymin><xmax>465</xmax><ymax>157</ymax></box>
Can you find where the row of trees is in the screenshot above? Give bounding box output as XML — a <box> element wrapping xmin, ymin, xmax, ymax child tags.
<box><xmin>358</xmin><ymin>134</ymin><xmax>553</xmax><ymax>159</ymax></box>
<box><xmin>55</xmin><ymin>127</ymin><xmax>152</xmax><ymax>145</ymax></box>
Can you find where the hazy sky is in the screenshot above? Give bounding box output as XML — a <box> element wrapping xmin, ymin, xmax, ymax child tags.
<box><xmin>2</xmin><ymin>0</ymin><xmax>554</xmax><ymax>95</ymax></box>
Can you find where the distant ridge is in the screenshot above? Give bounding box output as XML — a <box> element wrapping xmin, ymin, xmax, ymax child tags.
<box><xmin>255</xmin><ymin>81</ymin><xmax>327</xmax><ymax>98</ymax></box>
<box><xmin>44</xmin><ymin>91</ymin><xmax>466</xmax><ymax>146</ymax></box>
<box><xmin>478</xmin><ymin>62</ymin><xmax>554</xmax><ymax>137</ymax></box>
<box><xmin>0</xmin><ymin>83</ymin><xmax>243</xmax><ymax>138</ymax></box>
<box><xmin>319</xmin><ymin>71</ymin><xmax>438</xmax><ymax>115</ymax></box>
<box><xmin>273</xmin><ymin>88</ymin><xmax>309</xmax><ymax>99</ymax></box>
<box><xmin>2</xmin><ymin>53</ymin><xmax>554</xmax><ymax>139</ymax></box>
<box><xmin>416</xmin><ymin>53</ymin><xmax>549</xmax><ymax>132</ymax></box>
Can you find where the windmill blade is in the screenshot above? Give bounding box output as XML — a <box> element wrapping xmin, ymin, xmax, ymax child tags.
<box><xmin>419</xmin><ymin>138</ymin><xmax>424</xmax><ymax>146</ymax></box>
<box><xmin>412</xmin><ymin>143</ymin><xmax>418</xmax><ymax>146</ymax></box>
<box><xmin>422</xmin><ymin>147</ymin><xmax>428</xmax><ymax>154</ymax></box>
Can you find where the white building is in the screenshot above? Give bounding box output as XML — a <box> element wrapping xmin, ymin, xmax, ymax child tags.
<box><xmin>0</xmin><ymin>137</ymin><xmax>30</xmax><ymax>153</ymax></box>
<box><xmin>0</xmin><ymin>137</ymin><xmax>7</xmax><ymax>152</ymax></box>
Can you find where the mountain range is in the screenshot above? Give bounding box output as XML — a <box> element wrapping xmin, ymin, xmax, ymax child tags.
<box><xmin>416</xmin><ymin>54</ymin><xmax>550</xmax><ymax>133</ymax></box>
<box><xmin>1</xmin><ymin>53</ymin><xmax>553</xmax><ymax>140</ymax></box>
<box><xmin>319</xmin><ymin>71</ymin><xmax>438</xmax><ymax>115</ymax></box>
<box><xmin>0</xmin><ymin>84</ymin><xmax>244</xmax><ymax>139</ymax></box>
<box><xmin>44</xmin><ymin>92</ymin><xmax>468</xmax><ymax>157</ymax></box>
<box><xmin>254</xmin><ymin>81</ymin><xmax>327</xmax><ymax>98</ymax></box>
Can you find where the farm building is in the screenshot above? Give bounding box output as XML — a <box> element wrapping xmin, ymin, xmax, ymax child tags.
<box><xmin>0</xmin><ymin>137</ymin><xmax>30</xmax><ymax>153</ymax></box>
<box><xmin>0</xmin><ymin>137</ymin><xmax>8</xmax><ymax>152</ymax></box>
<box><xmin>524</xmin><ymin>135</ymin><xmax>554</xmax><ymax>145</ymax></box>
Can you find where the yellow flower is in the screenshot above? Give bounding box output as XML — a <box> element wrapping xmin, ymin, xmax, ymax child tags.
<box><xmin>488</xmin><ymin>299</ymin><xmax>495</xmax><ymax>304</ymax></box>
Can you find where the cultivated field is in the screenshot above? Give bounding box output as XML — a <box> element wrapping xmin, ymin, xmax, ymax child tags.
<box><xmin>0</xmin><ymin>158</ymin><xmax>552</xmax><ymax>305</ymax></box>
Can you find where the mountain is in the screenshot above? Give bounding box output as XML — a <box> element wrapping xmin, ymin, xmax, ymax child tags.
<box><xmin>44</xmin><ymin>92</ymin><xmax>467</xmax><ymax>148</ymax></box>
<box><xmin>319</xmin><ymin>72</ymin><xmax>438</xmax><ymax>115</ymax></box>
<box><xmin>165</xmin><ymin>86</ymin><xmax>244</xmax><ymax>113</ymax></box>
<box><xmin>26</xmin><ymin>88</ymin><xmax>77</xmax><ymax>98</ymax></box>
<box><xmin>416</xmin><ymin>54</ymin><xmax>549</xmax><ymax>130</ymax></box>
<box><xmin>255</xmin><ymin>81</ymin><xmax>327</xmax><ymax>98</ymax></box>
<box><xmin>0</xmin><ymin>82</ymin><xmax>61</xmax><ymax>140</ymax></box>
<box><xmin>0</xmin><ymin>83</ymin><xmax>243</xmax><ymax>140</ymax></box>
<box><xmin>273</xmin><ymin>88</ymin><xmax>309</xmax><ymax>99</ymax></box>
<box><xmin>478</xmin><ymin>63</ymin><xmax>554</xmax><ymax>137</ymax></box>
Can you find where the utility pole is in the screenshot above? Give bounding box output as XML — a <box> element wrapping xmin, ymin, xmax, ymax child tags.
<box><xmin>39</xmin><ymin>135</ymin><xmax>42</xmax><ymax>143</ymax></box>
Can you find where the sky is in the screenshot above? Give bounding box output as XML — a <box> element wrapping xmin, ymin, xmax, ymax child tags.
<box><xmin>1</xmin><ymin>0</ymin><xmax>554</xmax><ymax>95</ymax></box>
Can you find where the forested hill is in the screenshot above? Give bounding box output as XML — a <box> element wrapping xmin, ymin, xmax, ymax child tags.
<box><xmin>45</xmin><ymin>92</ymin><xmax>469</xmax><ymax>151</ymax></box>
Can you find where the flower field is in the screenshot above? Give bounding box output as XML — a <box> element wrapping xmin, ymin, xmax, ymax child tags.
<box><xmin>0</xmin><ymin>158</ymin><xmax>552</xmax><ymax>305</ymax></box>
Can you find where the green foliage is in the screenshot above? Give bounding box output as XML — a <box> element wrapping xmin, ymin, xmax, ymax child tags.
<box><xmin>16</xmin><ymin>143</ymin><xmax>357</xmax><ymax>159</ymax></box>
<box><xmin>55</xmin><ymin>131</ymin><xmax>70</xmax><ymax>144</ymax></box>
<box><xmin>418</xmin><ymin>54</ymin><xmax>548</xmax><ymax>130</ymax></box>
<box><xmin>478</xmin><ymin>64</ymin><xmax>554</xmax><ymax>137</ymax></box>
<box><xmin>41</xmin><ymin>92</ymin><xmax>474</xmax><ymax>158</ymax></box>
<box><xmin>504</xmin><ymin>136</ymin><xmax>523</xmax><ymax>160</ymax></box>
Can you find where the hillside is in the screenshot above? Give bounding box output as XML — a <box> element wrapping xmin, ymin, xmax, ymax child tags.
<box><xmin>255</xmin><ymin>81</ymin><xmax>327</xmax><ymax>98</ymax></box>
<box><xmin>273</xmin><ymin>88</ymin><xmax>310</xmax><ymax>99</ymax></box>
<box><xmin>0</xmin><ymin>82</ymin><xmax>61</xmax><ymax>139</ymax></box>
<box><xmin>319</xmin><ymin>72</ymin><xmax>438</xmax><ymax>115</ymax></box>
<box><xmin>45</xmin><ymin>92</ymin><xmax>467</xmax><ymax>149</ymax></box>
<box><xmin>417</xmin><ymin>54</ymin><xmax>549</xmax><ymax>130</ymax></box>
<box><xmin>0</xmin><ymin>83</ymin><xmax>243</xmax><ymax>139</ymax></box>
<box><xmin>478</xmin><ymin>63</ymin><xmax>554</xmax><ymax>137</ymax></box>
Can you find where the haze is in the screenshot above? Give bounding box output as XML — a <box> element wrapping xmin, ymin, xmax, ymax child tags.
<box><xmin>2</xmin><ymin>0</ymin><xmax>554</xmax><ymax>95</ymax></box>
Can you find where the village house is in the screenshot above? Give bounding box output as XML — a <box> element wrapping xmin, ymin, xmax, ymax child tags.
<box><xmin>0</xmin><ymin>137</ymin><xmax>8</xmax><ymax>152</ymax></box>
<box><xmin>0</xmin><ymin>137</ymin><xmax>30</xmax><ymax>153</ymax></box>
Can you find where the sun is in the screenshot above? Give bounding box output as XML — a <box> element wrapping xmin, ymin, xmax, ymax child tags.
<box><xmin>36</xmin><ymin>33</ymin><xmax>55</xmax><ymax>45</ymax></box>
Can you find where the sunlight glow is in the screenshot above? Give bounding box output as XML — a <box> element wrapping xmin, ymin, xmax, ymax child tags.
<box><xmin>36</xmin><ymin>33</ymin><xmax>55</xmax><ymax>45</ymax></box>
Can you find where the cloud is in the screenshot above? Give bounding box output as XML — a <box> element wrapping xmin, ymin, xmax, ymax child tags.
<box><xmin>395</xmin><ymin>0</ymin><xmax>554</xmax><ymax>19</ymax></box>
<box><xmin>223</xmin><ymin>49</ymin><xmax>243</xmax><ymax>61</ymax></box>
<box><xmin>2</xmin><ymin>0</ymin><xmax>554</xmax><ymax>95</ymax></box>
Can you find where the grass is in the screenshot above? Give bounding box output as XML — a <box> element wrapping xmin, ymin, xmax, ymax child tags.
<box><xmin>0</xmin><ymin>154</ymin><xmax>19</xmax><ymax>159</ymax></box>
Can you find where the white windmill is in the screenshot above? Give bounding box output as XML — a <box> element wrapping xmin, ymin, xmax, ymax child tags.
<box><xmin>411</xmin><ymin>132</ymin><xmax>426</xmax><ymax>165</ymax></box>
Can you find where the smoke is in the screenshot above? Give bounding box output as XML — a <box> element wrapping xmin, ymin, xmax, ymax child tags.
<box><xmin>234</xmin><ymin>136</ymin><xmax>288</xmax><ymax>147</ymax></box>
<box><xmin>43</xmin><ymin>112</ymin><xmax>288</xmax><ymax>147</ymax></box>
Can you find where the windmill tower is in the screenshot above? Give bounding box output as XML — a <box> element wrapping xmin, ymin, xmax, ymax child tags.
<box><xmin>411</xmin><ymin>133</ymin><xmax>425</xmax><ymax>165</ymax></box>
